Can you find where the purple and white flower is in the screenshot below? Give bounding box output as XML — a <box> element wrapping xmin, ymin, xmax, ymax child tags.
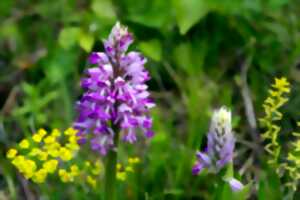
<box><xmin>226</xmin><ymin>178</ymin><xmax>244</xmax><ymax>192</ymax></box>
<box><xmin>193</xmin><ymin>107</ymin><xmax>235</xmax><ymax>174</ymax></box>
<box><xmin>74</xmin><ymin>22</ymin><xmax>155</xmax><ymax>155</ymax></box>
<box><xmin>192</xmin><ymin>107</ymin><xmax>244</xmax><ymax>192</ymax></box>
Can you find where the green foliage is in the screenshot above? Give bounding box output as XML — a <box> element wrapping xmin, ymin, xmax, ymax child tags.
<box><xmin>1</xmin><ymin>0</ymin><xmax>300</xmax><ymax>199</ymax></box>
<box><xmin>173</xmin><ymin>0</ymin><xmax>210</xmax><ymax>34</ymax></box>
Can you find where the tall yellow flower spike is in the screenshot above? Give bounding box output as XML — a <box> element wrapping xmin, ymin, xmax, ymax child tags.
<box><xmin>284</xmin><ymin>122</ymin><xmax>300</xmax><ymax>191</ymax></box>
<box><xmin>259</xmin><ymin>77</ymin><xmax>291</xmax><ymax>165</ymax></box>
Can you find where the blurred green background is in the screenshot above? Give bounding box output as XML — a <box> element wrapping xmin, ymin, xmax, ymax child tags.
<box><xmin>1</xmin><ymin>0</ymin><xmax>300</xmax><ymax>199</ymax></box>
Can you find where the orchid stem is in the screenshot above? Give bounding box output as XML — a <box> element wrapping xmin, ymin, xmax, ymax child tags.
<box><xmin>104</xmin><ymin>129</ymin><xmax>119</xmax><ymax>200</ymax></box>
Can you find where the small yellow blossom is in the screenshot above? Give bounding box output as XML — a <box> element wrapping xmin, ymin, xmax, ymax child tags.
<box><xmin>44</xmin><ymin>136</ymin><xmax>56</xmax><ymax>144</ymax></box>
<box><xmin>59</xmin><ymin>147</ymin><xmax>72</xmax><ymax>161</ymax></box>
<box><xmin>66</xmin><ymin>143</ymin><xmax>79</xmax><ymax>151</ymax></box>
<box><xmin>116</xmin><ymin>163</ymin><xmax>122</xmax><ymax>170</ymax></box>
<box><xmin>37</xmin><ymin>128</ymin><xmax>47</xmax><ymax>137</ymax></box>
<box><xmin>51</xmin><ymin>129</ymin><xmax>61</xmax><ymax>137</ymax></box>
<box><xmin>272</xmin><ymin>77</ymin><xmax>290</xmax><ymax>93</ymax></box>
<box><xmin>22</xmin><ymin>159</ymin><xmax>37</xmax><ymax>179</ymax></box>
<box><xmin>28</xmin><ymin>148</ymin><xmax>42</xmax><ymax>156</ymax></box>
<box><xmin>19</xmin><ymin>139</ymin><xmax>30</xmax><ymax>149</ymax></box>
<box><xmin>86</xmin><ymin>175</ymin><xmax>96</xmax><ymax>188</ymax></box>
<box><xmin>64</xmin><ymin>128</ymin><xmax>77</xmax><ymax>136</ymax></box>
<box><xmin>11</xmin><ymin>155</ymin><xmax>25</xmax><ymax>166</ymax></box>
<box><xmin>43</xmin><ymin>160</ymin><xmax>58</xmax><ymax>173</ymax></box>
<box><xmin>85</xmin><ymin>161</ymin><xmax>91</xmax><ymax>167</ymax></box>
<box><xmin>37</xmin><ymin>151</ymin><xmax>48</xmax><ymax>161</ymax></box>
<box><xmin>32</xmin><ymin>134</ymin><xmax>43</xmax><ymax>143</ymax></box>
<box><xmin>70</xmin><ymin>165</ymin><xmax>79</xmax><ymax>177</ymax></box>
<box><xmin>125</xmin><ymin>166</ymin><xmax>134</xmax><ymax>172</ymax></box>
<box><xmin>128</xmin><ymin>157</ymin><xmax>140</xmax><ymax>164</ymax></box>
<box><xmin>59</xmin><ymin>169</ymin><xmax>72</xmax><ymax>182</ymax></box>
<box><xmin>116</xmin><ymin>171</ymin><xmax>127</xmax><ymax>181</ymax></box>
<box><xmin>88</xmin><ymin>160</ymin><xmax>102</xmax><ymax>175</ymax></box>
<box><xmin>46</xmin><ymin>144</ymin><xmax>60</xmax><ymax>157</ymax></box>
<box><xmin>91</xmin><ymin>167</ymin><xmax>101</xmax><ymax>175</ymax></box>
<box><xmin>32</xmin><ymin>169</ymin><xmax>47</xmax><ymax>183</ymax></box>
<box><xmin>6</xmin><ymin>148</ymin><xmax>18</xmax><ymax>159</ymax></box>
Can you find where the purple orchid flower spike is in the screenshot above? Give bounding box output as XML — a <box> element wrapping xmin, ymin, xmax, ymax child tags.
<box><xmin>74</xmin><ymin>22</ymin><xmax>155</xmax><ymax>155</ymax></box>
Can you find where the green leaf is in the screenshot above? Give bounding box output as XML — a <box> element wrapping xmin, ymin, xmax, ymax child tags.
<box><xmin>58</xmin><ymin>27</ymin><xmax>80</xmax><ymax>49</ymax></box>
<box><xmin>258</xmin><ymin>170</ymin><xmax>282</xmax><ymax>200</ymax></box>
<box><xmin>138</xmin><ymin>39</ymin><xmax>162</xmax><ymax>61</ymax></box>
<box><xmin>125</xmin><ymin>0</ymin><xmax>172</xmax><ymax>29</ymax></box>
<box><xmin>79</xmin><ymin>31</ymin><xmax>95</xmax><ymax>52</ymax></box>
<box><xmin>215</xmin><ymin>181</ymin><xmax>251</xmax><ymax>200</ymax></box>
<box><xmin>224</xmin><ymin>163</ymin><xmax>234</xmax><ymax>179</ymax></box>
<box><xmin>91</xmin><ymin>0</ymin><xmax>116</xmax><ymax>21</ymax></box>
<box><xmin>232</xmin><ymin>183</ymin><xmax>251</xmax><ymax>200</ymax></box>
<box><xmin>172</xmin><ymin>0</ymin><xmax>210</xmax><ymax>34</ymax></box>
<box><xmin>172</xmin><ymin>40</ymin><xmax>206</xmax><ymax>75</ymax></box>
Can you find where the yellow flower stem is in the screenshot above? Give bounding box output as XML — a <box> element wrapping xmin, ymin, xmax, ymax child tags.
<box><xmin>104</xmin><ymin>126</ymin><xmax>119</xmax><ymax>200</ymax></box>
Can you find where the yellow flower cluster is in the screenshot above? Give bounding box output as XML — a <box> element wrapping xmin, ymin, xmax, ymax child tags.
<box><xmin>83</xmin><ymin>160</ymin><xmax>102</xmax><ymax>188</ymax></box>
<box><xmin>57</xmin><ymin>160</ymin><xmax>102</xmax><ymax>188</ymax></box>
<box><xmin>284</xmin><ymin>122</ymin><xmax>300</xmax><ymax>191</ymax></box>
<box><xmin>6</xmin><ymin>127</ymin><xmax>141</xmax><ymax>189</ymax></box>
<box><xmin>6</xmin><ymin>128</ymin><xmax>79</xmax><ymax>183</ymax></box>
<box><xmin>116</xmin><ymin>157</ymin><xmax>140</xmax><ymax>181</ymax></box>
<box><xmin>259</xmin><ymin>77</ymin><xmax>291</xmax><ymax>165</ymax></box>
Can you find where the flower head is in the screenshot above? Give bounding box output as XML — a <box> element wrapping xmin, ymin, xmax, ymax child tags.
<box><xmin>74</xmin><ymin>22</ymin><xmax>155</xmax><ymax>155</ymax></box>
<box><xmin>193</xmin><ymin>107</ymin><xmax>235</xmax><ymax>175</ymax></box>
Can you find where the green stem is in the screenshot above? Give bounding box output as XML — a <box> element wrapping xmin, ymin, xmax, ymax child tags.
<box><xmin>104</xmin><ymin>129</ymin><xmax>119</xmax><ymax>200</ymax></box>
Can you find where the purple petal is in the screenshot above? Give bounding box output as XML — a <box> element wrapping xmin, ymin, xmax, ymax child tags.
<box><xmin>227</xmin><ymin>178</ymin><xmax>244</xmax><ymax>192</ymax></box>
<box><xmin>192</xmin><ymin>162</ymin><xmax>203</xmax><ymax>175</ymax></box>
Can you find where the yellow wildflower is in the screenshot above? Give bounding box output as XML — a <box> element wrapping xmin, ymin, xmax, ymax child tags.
<box><xmin>11</xmin><ymin>155</ymin><xmax>25</xmax><ymax>166</ymax></box>
<box><xmin>70</xmin><ymin>165</ymin><xmax>79</xmax><ymax>177</ymax></box>
<box><xmin>19</xmin><ymin>139</ymin><xmax>30</xmax><ymax>149</ymax></box>
<box><xmin>284</xmin><ymin>122</ymin><xmax>300</xmax><ymax>191</ymax></box>
<box><xmin>86</xmin><ymin>175</ymin><xmax>96</xmax><ymax>188</ymax></box>
<box><xmin>32</xmin><ymin>134</ymin><xmax>43</xmax><ymax>143</ymax></box>
<box><xmin>128</xmin><ymin>157</ymin><xmax>140</xmax><ymax>164</ymax></box>
<box><xmin>272</xmin><ymin>77</ymin><xmax>290</xmax><ymax>93</ymax></box>
<box><xmin>51</xmin><ymin>129</ymin><xmax>61</xmax><ymax>137</ymax></box>
<box><xmin>43</xmin><ymin>159</ymin><xmax>58</xmax><ymax>173</ymax></box>
<box><xmin>22</xmin><ymin>159</ymin><xmax>37</xmax><ymax>179</ymax></box>
<box><xmin>64</xmin><ymin>127</ymin><xmax>77</xmax><ymax>136</ymax></box>
<box><xmin>259</xmin><ymin>77</ymin><xmax>291</xmax><ymax>165</ymax></box>
<box><xmin>46</xmin><ymin>143</ymin><xmax>60</xmax><ymax>157</ymax></box>
<box><xmin>116</xmin><ymin>163</ymin><xmax>122</xmax><ymax>170</ymax></box>
<box><xmin>125</xmin><ymin>166</ymin><xmax>134</xmax><ymax>172</ymax></box>
<box><xmin>85</xmin><ymin>161</ymin><xmax>91</xmax><ymax>167</ymax></box>
<box><xmin>91</xmin><ymin>160</ymin><xmax>102</xmax><ymax>175</ymax></box>
<box><xmin>66</xmin><ymin>142</ymin><xmax>79</xmax><ymax>151</ymax></box>
<box><xmin>37</xmin><ymin>151</ymin><xmax>48</xmax><ymax>161</ymax></box>
<box><xmin>28</xmin><ymin>148</ymin><xmax>42</xmax><ymax>157</ymax></box>
<box><xmin>116</xmin><ymin>171</ymin><xmax>127</xmax><ymax>181</ymax></box>
<box><xmin>32</xmin><ymin>169</ymin><xmax>47</xmax><ymax>183</ymax></box>
<box><xmin>59</xmin><ymin>147</ymin><xmax>72</xmax><ymax>161</ymax></box>
<box><xmin>37</xmin><ymin>128</ymin><xmax>47</xmax><ymax>137</ymax></box>
<box><xmin>59</xmin><ymin>169</ymin><xmax>72</xmax><ymax>182</ymax></box>
<box><xmin>43</xmin><ymin>136</ymin><xmax>56</xmax><ymax>144</ymax></box>
<box><xmin>6</xmin><ymin>148</ymin><xmax>17</xmax><ymax>159</ymax></box>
